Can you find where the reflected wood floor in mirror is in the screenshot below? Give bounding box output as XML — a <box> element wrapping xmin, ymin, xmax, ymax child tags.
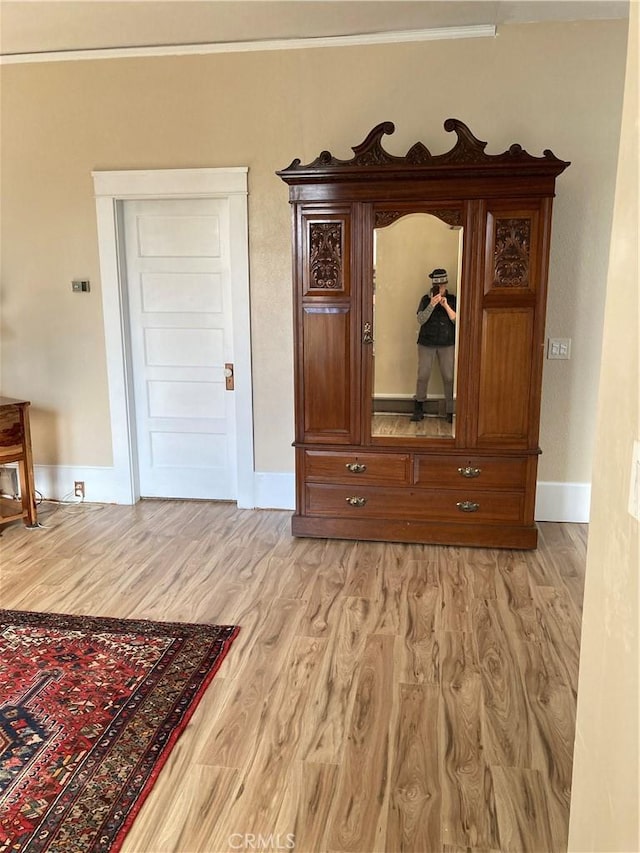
<box><xmin>0</xmin><ymin>500</ymin><xmax>586</xmax><ymax>853</ymax></box>
<box><xmin>373</xmin><ymin>412</ymin><xmax>454</xmax><ymax>438</ymax></box>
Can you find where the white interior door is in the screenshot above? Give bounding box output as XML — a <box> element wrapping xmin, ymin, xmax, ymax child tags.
<box><xmin>123</xmin><ymin>198</ymin><xmax>236</xmax><ymax>499</ymax></box>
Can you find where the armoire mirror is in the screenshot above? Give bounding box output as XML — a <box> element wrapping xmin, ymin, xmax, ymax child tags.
<box><xmin>371</xmin><ymin>212</ymin><xmax>463</xmax><ymax>440</ymax></box>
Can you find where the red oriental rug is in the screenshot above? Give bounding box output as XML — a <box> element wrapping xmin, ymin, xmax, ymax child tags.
<box><xmin>0</xmin><ymin>609</ymin><xmax>239</xmax><ymax>852</ymax></box>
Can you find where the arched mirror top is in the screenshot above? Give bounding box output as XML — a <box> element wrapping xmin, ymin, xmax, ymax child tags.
<box><xmin>277</xmin><ymin>118</ymin><xmax>570</xmax><ymax>187</ymax></box>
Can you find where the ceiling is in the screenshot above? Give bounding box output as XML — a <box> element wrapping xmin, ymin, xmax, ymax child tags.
<box><xmin>0</xmin><ymin>1</ymin><xmax>629</xmax><ymax>58</ymax></box>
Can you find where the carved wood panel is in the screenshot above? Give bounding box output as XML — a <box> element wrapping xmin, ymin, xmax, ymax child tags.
<box><xmin>493</xmin><ymin>218</ymin><xmax>531</xmax><ymax>287</ymax></box>
<box><xmin>484</xmin><ymin>208</ymin><xmax>540</xmax><ymax>296</ymax></box>
<box><xmin>303</xmin><ymin>217</ymin><xmax>350</xmax><ymax>295</ymax></box>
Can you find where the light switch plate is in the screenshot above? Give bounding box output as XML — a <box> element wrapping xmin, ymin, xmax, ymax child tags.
<box><xmin>547</xmin><ymin>337</ymin><xmax>571</xmax><ymax>359</ymax></box>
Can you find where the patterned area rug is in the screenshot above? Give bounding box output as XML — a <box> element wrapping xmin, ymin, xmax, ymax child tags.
<box><xmin>0</xmin><ymin>609</ymin><xmax>239</xmax><ymax>852</ymax></box>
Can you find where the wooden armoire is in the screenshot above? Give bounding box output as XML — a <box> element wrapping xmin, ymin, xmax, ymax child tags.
<box><xmin>277</xmin><ymin>119</ymin><xmax>569</xmax><ymax>549</ymax></box>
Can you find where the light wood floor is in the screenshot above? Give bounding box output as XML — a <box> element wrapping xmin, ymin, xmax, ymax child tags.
<box><xmin>372</xmin><ymin>413</ymin><xmax>454</xmax><ymax>439</ymax></box>
<box><xmin>0</xmin><ymin>500</ymin><xmax>586</xmax><ymax>853</ymax></box>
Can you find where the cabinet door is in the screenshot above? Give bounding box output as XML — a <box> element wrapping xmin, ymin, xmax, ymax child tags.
<box><xmin>296</xmin><ymin>208</ymin><xmax>359</xmax><ymax>444</ymax></box>
<box><xmin>476</xmin><ymin>202</ymin><xmax>550</xmax><ymax>447</ymax></box>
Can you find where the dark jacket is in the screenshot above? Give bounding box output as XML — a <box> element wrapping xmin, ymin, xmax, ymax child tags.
<box><xmin>416</xmin><ymin>292</ymin><xmax>457</xmax><ymax>347</ymax></box>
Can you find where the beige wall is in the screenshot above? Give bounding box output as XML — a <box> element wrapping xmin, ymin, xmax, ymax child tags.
<box><xmin>568</xmin><ymin>3</ymin><xmax>639</xmax><ymax>849</ymax></box>
<box><xmin>0</xmin><ymin>20</ymin><xmax>627</xmax><ymax>478</ymax></box>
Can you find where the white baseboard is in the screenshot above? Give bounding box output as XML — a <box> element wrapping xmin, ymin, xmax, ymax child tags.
<box><xmin>32</xmin><ymin>465</ymin><xmax>297</xmax><ymax>510</ymax></box>
<box><xmin>253</xmin><ymin>472</ymin><xmax>295</xmax><ymax>510</ymax></box>
<box><xmin>32</xmin><ymin>466</ymin><xmax>589</xmax><ymax>523</ymax></box>
<box><xmin>535</xmin><ymin>481</ymin><xmax>591</xmax><ymax>523</ymax></box>
<box><xmin>33</xmin><ymin>464</ymin><xmax>126</xmax><ymax>503</ymax></box>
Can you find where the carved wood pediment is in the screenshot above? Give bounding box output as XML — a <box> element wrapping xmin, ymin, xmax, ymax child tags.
<box><xmin>278</xmin><ymin>118</ymin><xmax>570</xmax><ymax>181</ymax></box>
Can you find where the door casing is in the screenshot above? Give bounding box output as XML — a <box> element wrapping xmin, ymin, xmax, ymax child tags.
<box><xmin>93</xmin><ymin>168</ymin><xmax>255</xmax><ymax>507</ymax></box>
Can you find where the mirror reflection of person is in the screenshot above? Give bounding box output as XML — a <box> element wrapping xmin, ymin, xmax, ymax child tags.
<box><xmin>410</xmin><ymin>268</ymin><xmax>457</xmax><ymax>423</ymax></box>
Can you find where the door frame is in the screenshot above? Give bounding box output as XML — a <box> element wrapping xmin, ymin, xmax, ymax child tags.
<box><xmin>92</xmin><ymin>168</ymin><xmax>255</xmax><ymax>507</ymax></box>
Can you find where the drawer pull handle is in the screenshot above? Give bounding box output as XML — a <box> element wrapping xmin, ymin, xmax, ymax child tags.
<box><xmin>457</xmin><ymin>500</ymin><xmax>480</xmax><ymax>513</ymax></box>
<box><xmin>345</xmin><ymin>463</ymin><xmax>367</xmax><ymax>473</ymax></box>
<box><xmin>458</xmin><ymin>466</ymin><xmax>481</xmax><ymax>478</ymax></box>
<box><xmin>346</xmin><ymin>496</ymin><xmax>367</xmax><ymax>507</ymax></box>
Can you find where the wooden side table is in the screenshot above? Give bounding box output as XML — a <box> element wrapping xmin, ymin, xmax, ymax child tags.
<box><xmin>0</xmin><ymin>397</ymin><xmax>38</xmax><ymax>528</ymax></box>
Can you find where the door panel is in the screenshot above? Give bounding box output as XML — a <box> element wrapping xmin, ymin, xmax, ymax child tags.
<box><xmin>477</xmin><ymin>308</ymin><xmax>533</xmax><ymax>444</ymax></box>
<box><xmin>141</xmin><ymin>272</ymin><xmax>222</xmax><ymax>313</ymax></box>
<box><xmin>124</xmin><ymin>198</ymin><xmax>236</xmax><ymax>499</ymax></box>
<box><xmin>302</xmin><ymin>306</ymin><xmax>354</xmax><ymax>442</ymax></box>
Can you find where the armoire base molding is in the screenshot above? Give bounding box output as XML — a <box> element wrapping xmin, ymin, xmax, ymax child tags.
<box><xmin>292</xmin><ymin>514</ymin><xmax>539</xmax><ymax>549</ymax></box>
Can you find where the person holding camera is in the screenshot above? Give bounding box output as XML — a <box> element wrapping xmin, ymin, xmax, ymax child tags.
<box><xmin>410</xmin><ymin>268</ymin><xmax>457</xmax><ymax>423</ymax></box>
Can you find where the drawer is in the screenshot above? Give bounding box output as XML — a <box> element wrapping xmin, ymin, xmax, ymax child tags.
<box><xmin>305</xmin><ymin>484</ymin><xmax>525</xmax><ymax>524</ymax></box>
<box><xmin>303</xmin><ymin>450</ymin><xmax>410</xmax><ymax>485</ymax></box>
<box><xmin>414</xmin><ymin>455</ymin><xmax>528</xmax><ymax>489</ymax></box>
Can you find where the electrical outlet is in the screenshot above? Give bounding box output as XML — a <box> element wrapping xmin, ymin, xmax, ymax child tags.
<box><xmin>74</xmin><ymin>481</ymin><xmax>85</xmax><ymax>498</ymax></box>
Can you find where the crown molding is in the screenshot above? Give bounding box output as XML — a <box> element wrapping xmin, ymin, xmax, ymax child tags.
<box><xmin>0</xmin><ymin>24</ymin><xmax>496</xmax><ymax>65</ymax></box>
